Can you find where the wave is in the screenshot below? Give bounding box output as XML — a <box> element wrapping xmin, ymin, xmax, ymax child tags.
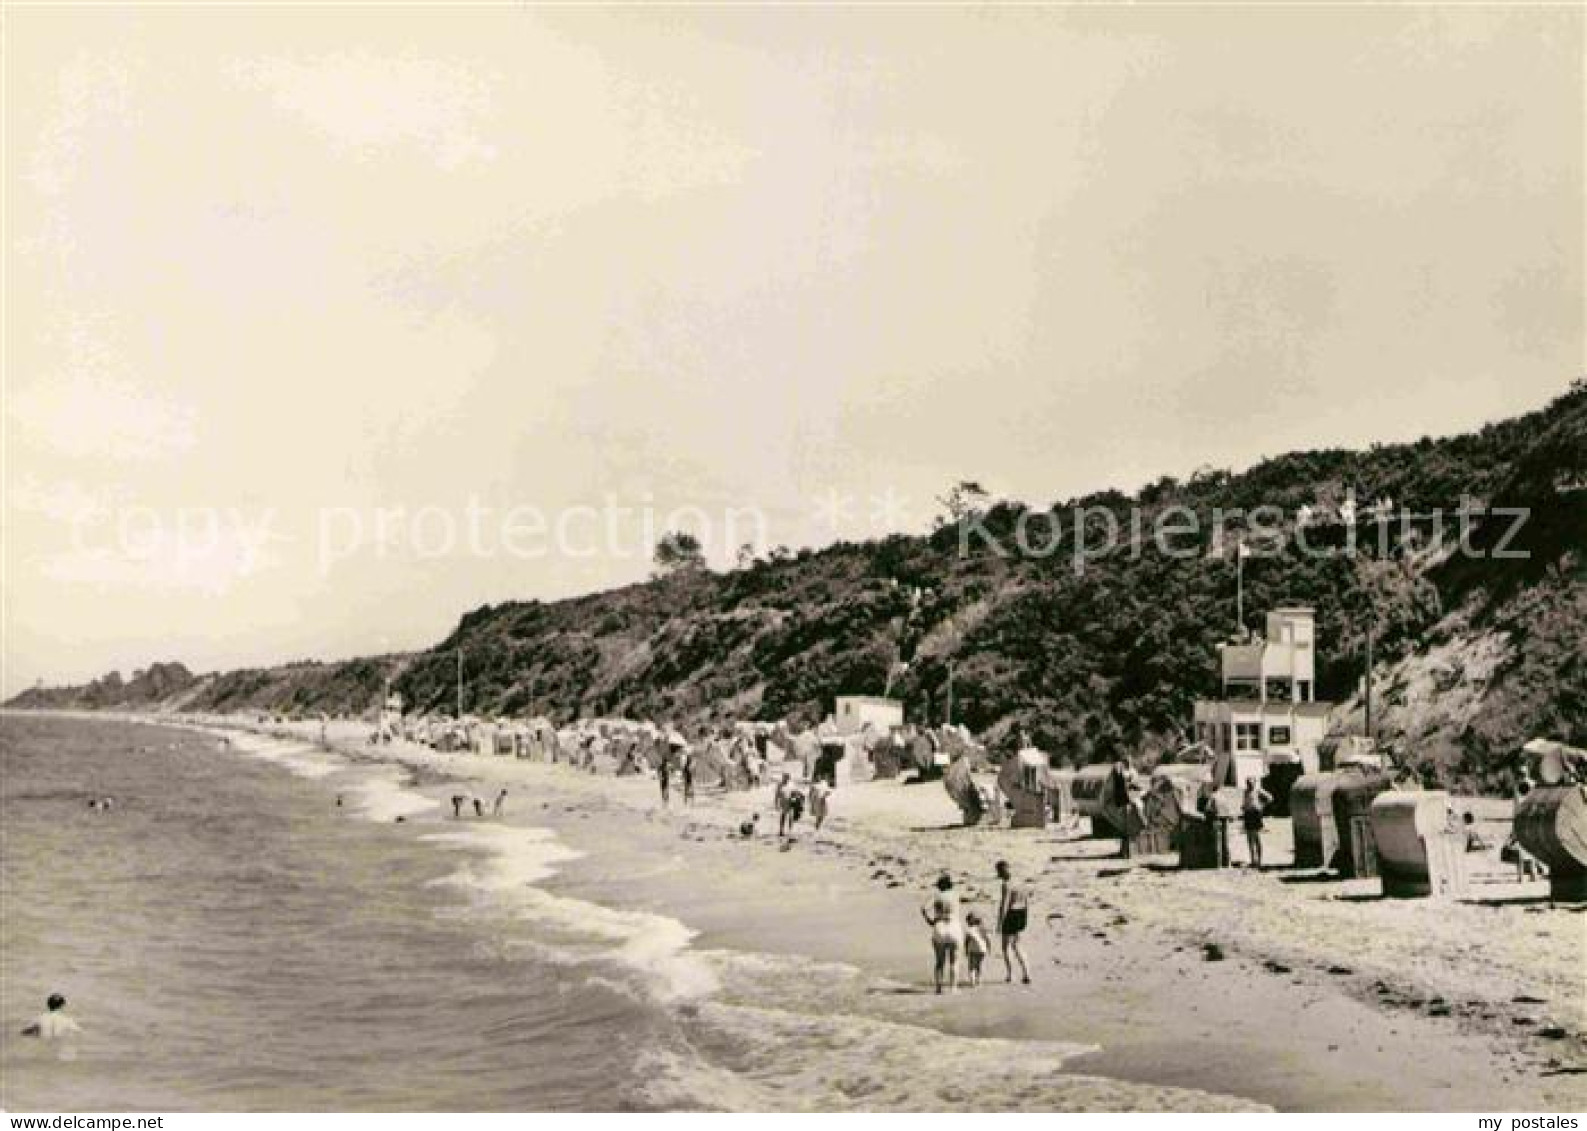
<box><xmin>219</xmin><ymin>732</ymin><xmax>344</xmax><ymax>781</ymax></box>
<box><xmin>640</xmin><ymin>996</ymin><xmax>1264</xmax><ymax>1111</ymax></box>
<box><xmin>203</xmin><ymin>723</ymin><xmax>1268</xmax><ymax>1112</ymax></box>
<box><xmin>348</xmin><ymin>772</ymin><xmax>441</xmax><ymax>822</ymax></box>
<box><xmin>217</xmin><ymin>730</ymin><xmax>439</xmax><ymax>823</ymax></box>
<box><xmin>421</xmin><ymin>823</ymin><xmax>583</xmax><ymax>888</ymax></box>
<box><xmin>420</xmin><ymin>822</ymin><xmax>715</xmax><ymax>1003</ymax></box>
<box><xmin>397</xmin><ymin>805</ymin><xmax>1261</xmax><ymax>1111</ymax></box>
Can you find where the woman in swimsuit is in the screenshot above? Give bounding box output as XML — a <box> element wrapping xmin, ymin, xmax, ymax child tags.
<box><xmin>1241</xmin><ymin>779</ymin><xmax>1273</xmax><ymax>869</ymax></box>
<box><xmin>920</xmin><ymin>873</ymin><xmax>964</xmax><ymax>993</ymax></box>
<box><xmin>995</xmin><ymin>859</ymin><xmax>1032</xmax><ymax>984</ymax></box>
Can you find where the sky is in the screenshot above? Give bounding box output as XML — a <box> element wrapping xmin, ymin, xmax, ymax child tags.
<box><xmin>4</xmin><ymin>5</ymin><xmax>1582</xmax><ymax>696</ymax></box>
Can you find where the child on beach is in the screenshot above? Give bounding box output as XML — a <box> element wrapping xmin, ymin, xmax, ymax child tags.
<box><xmin>964</xmin><ymin>913</ymin><xmax>990</xmax><ymax>987</ymax></box>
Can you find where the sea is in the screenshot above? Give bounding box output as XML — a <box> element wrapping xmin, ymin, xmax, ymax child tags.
<box><xmin>0</xmin><ymin>714</ymin><xmax>1257</xmax><ymax>1112</ymax></box>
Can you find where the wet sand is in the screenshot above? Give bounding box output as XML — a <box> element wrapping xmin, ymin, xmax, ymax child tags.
<box><xmin>178</xmin><ymin>716</ymin><xmax>1587</xmax><ymax>1109</ymax></box>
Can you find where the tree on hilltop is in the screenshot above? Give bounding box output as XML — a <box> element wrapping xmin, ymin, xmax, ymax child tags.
<box><xmin>653</xmin><ymin>531</ymin><xmax>706</xmax><ymax>577</ymax></box>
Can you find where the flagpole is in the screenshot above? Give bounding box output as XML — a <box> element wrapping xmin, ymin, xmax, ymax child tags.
<box><xmin>1365</xmin><ymin>622</ymin><xmax>1375</xmax><ymax>740</ymax></box>
<box><xmin>1236</xmin><ymin>541</ymin><xmax>1245</xmax><ymax>635</ymax></box>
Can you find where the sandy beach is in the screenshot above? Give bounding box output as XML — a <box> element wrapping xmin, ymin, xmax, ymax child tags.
<box><xmin>187</xmin><ymin>715</ymin><xmax>1587</xmax><ymax>1112</ymax></box>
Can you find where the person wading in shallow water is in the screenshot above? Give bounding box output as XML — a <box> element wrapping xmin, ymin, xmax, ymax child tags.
<box><xmin>995</xmin><ymin>859</ymin><xmax>1032</xmax><ymax>984</ymax></box>
<box><xmin>920</xmin><ymin>874</ymin><xmax>965</xmax><ymax>994</ymax></box>
<box><xmin>21</xmin><ymin>994</ymin><xmax>80</xmax><ymax>1041</ymax></box>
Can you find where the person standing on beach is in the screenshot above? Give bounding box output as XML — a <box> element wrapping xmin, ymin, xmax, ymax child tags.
<box><xmin>808</xmin><ymin>778</ymin><xmax>830</xmax><ymax>831</ymax></box>
<box><xmin>964</xmin><ymin>914</ymin><xmax>990</xmax><ymax>988</ymax></box>
<box><xmin>774</xmin><ymin>773</ymin><xmax>793</xmax><ymax>837</ymax></box>
<box><xmin>472</xmin><ymin>797</ymin><xmax>485</xmax><ymax>818</ymax></box>
<box><xmin>681</xmin><ymin>749</ymin><xmax>695</xmax><ymax>806</ymax></box>
<box><xmin>920</xmin><ymin>874</ymin><xmax>965</xmax><ymax>994</ymax></box>
<box><xmin>493</xmin><ymin>789</ymin><xmax>508</xmax><ymax>817</ymax></box>
<box><xmin>1108</xmin><ymin>760</ymin><xmax>1133</xmax><ymax>859</ymax></box>
<box><xmin>995</xmin><ymin>859</ymin><xmax>1032</xmax><ymax>984</ymax></box>
<box><xmin>1241</xmin><ymin>778</ymin><xmax>1273</xmax><ymax>869</ymax></box>
<box><xmin>451</xmin><ymin>795</ymin><xmax>465</xmax><ymax>820</ymax></box>
<box><xmin>658</xmin><ymin>751</ymin><xmax>673</xmax><ymax>808</ymax></box>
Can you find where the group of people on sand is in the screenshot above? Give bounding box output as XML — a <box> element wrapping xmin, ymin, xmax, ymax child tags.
<box><xmin>1110</xmin><ymin>755</ymin><xmax>1276</xmax><ymax>869</ymax></box>
<box><xmin>449</xmin><ymin>789</ymin><xmax>509</xmax><ymax>820</ymax></box>
<box><xmin>769</xmin><ymin>772</ymin><xmax>830</xmax><ymax>840</ymax></box>
<box><xmin>920</xmin><ymin>860</ymin><xmax>1032</xmax><ymax>993</ymax></box>
<box><xmin>724</xmin><ymin>772</ymin><xmax>834</xmax><ymax>850</ymax></box>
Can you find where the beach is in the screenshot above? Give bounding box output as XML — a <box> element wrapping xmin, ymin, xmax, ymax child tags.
<box><xmin>203</xmin><ymin>716</ymin><xmax>1587</xmax><ymax>1109</ymax></box>
<box><xmin>4</xmin><ymin>711</ymin><xmax>1581</xmax><ymax>1111</ymax></box>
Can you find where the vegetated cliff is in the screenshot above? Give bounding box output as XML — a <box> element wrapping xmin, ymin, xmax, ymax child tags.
<box><xmin>12</xmin><ymin>381</ymin><xmax>1583</xmax><ymax>790</ymax></box>
<box><xmin>7</xmin><ymin>661</ymin><xmax>202</xmax><ymax>711</ymax></box>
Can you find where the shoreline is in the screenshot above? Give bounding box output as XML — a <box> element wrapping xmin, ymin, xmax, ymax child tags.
<box><xmin>10</xmin><ymin>710</ymin><xmax>1585</xmax><ymax>1111</ymax></box>
<box><xmin>219</xmin><ymin>714</ymin><xmax>1587</xmax><ymax>1110</ymax></box>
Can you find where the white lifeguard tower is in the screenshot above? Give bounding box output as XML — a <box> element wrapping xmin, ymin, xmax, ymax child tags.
<box><xmin>831</xmin><ymin>695</ymin><xmax>904</xmax><ymax>736</ymax></box>
<box><xmin>1192</xmin><ymin>607</ymin><xmax>1335</xmax><ymax>786</ymax></box>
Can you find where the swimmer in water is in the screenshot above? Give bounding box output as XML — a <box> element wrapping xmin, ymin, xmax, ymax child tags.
<box><xmin>21</xmin><ymin>994</ymin><xmax>80</xmax><ymax>1040</ymax></box>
